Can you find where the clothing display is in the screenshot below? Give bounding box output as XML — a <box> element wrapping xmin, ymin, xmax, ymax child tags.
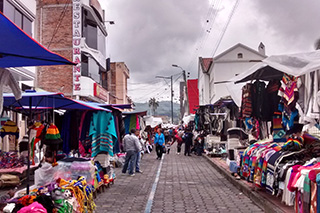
<box><xmin>89</xmin><ymin>111</ymin><xmax>118</xmax><ymax>157</ymax></box>
<box><xmin>0</xmin><ymin>68</ymin><xmax>22</xmax><ymax>114</ymax></box>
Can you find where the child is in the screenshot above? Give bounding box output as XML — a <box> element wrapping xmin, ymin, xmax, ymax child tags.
<box><xmin>166</xmin><ymin>142</ymin><xmax>171</xmax><ymax>154</ymax></box>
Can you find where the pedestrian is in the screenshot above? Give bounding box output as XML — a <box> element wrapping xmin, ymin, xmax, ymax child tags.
<box><xmin>183</xmin><ymin>128</ymin><xmax>193</xmax><ymax>156</ymax></box>
<box><xmin>171</xmin><ymin>129</ymin><xmax>183</xmax><ymax>154</ymax></box>
<box><xmin>134</xmin><ymin>131</ymin><xmax>143</xmax><ymax>173</ymax></box>
<box><xmin>154</xmin><ymin>128</ymin><xmax>165</xmax><ymax>160</ymax></box>
<box><xmin>122</xmin><ymin>129</ymin><xmax>141</xmax><ymax>176</ymax></box>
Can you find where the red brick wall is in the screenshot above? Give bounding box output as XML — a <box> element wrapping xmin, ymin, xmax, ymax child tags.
<box><xmin>36</xmin><ymin>0</ymin><xmax>73</xmax><ymax>96</ymax></box>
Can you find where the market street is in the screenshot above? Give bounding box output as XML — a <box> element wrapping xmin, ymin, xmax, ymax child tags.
<box><xmin>95</xmin><ymin>146</ymin><xmax>262</xmax><ymax>213</ymax></box>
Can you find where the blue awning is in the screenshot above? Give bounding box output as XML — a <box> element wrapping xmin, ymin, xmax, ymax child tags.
<box><xmin>3</xmin><ymin>91</ymin><xmax>110</xmax><ymax>114</ymax></box>
<box><xmin>0</xmin><ymin>12</ymin><xmax>75</xmax><ymax>68</ymax></box>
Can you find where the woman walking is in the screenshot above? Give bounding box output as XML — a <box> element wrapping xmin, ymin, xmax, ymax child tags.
<box><xmin>154</xmin><ymin>128</ymin><xmax>165</xmax><ymax>160</ymax></box>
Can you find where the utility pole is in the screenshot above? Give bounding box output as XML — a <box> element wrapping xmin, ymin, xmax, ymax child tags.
<box><xmin>171</xmin><ymin>75</ymin><xmax>173</xmax><ymax>124</ymax></box>
<box><xmin>156</xmin><ymin>75</ymin><xmax>174</xmax><ymax>124</ymax></box>
<box><xmin>172</xmin><ymin>64</ymin><xmax>189</xmax><ymax>115</ymax></box>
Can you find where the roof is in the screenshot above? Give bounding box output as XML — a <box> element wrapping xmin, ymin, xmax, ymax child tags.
<box><xmin>199</xmin><ymin>57</ymin><xmax>213</xmax><ymax>73</ymax></box>
<box><xmin>213</xmin><ymin>43</ymin><xmax>267</xmax><ymax>61</ymax></box>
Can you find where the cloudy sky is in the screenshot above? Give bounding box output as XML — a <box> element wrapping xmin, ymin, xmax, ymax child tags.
<box><xmin>101</xmin><ymin>0</ymin><xmax>320</xmax><ymax>103</ymax></box>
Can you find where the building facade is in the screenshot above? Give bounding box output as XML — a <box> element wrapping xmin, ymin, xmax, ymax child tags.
<box><xmin>36</xmin><ymin>0</ymin><xmax>109</xmax><ymax>103</ymax></box>
<box><xmin>107</xmin><ymin>62</ymin><xmax>130</xmax><ymax>104</ymax></box>
<box><xmin>198</xmin><ymin>43</ymin><xmax>266</xmax><ymax>105</ymax></box>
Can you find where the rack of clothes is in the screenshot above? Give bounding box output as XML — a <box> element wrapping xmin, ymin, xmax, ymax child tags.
<box><xmin>235</xmin><ymin>132</ymin><xmax>320</xmax><ymax>212</ymax></box>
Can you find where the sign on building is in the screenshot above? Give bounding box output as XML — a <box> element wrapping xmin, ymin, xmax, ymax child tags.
<box><xmin>73</xmin><ymin>0</ymin><xmax>81</xmax><ymax>95</ymax></box>
<box><xmin>94</xmin><ymin>83</ymin><xmax>109</xmax><ymax>103</ymax></box>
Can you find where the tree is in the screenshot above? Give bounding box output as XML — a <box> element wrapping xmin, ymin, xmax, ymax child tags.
<box><xmin>315</xmin><ymin>38</ymin><xmax>320</xmax><ymax>50</ymax></box>
<box><xmin>148</xmin><ymin>97</ymin><xmax>159</xmax><ymax>116</ymax></box>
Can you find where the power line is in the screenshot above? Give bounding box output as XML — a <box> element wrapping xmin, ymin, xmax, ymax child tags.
<box><xmin>186</xmin><ymin>0</ymin><xmax>222</xmax><ymax>71</ymax></box>
<box><xmin>47</xmin><ymin>0</ymin><xmax>70</xmax><ymax>48</ymax></box>
<box><xmin>210</xmin><ymin>0</ymin><xmax>241</xmax><ymax>57</ymax></box>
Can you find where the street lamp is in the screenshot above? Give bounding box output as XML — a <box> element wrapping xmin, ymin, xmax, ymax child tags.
<box><xmin>172</xmin><ymin>64</ymin><xmax>190</xmax><ymax>115</ymax></box>
<box><xmin>104</xmin><ymin>20</ymin><xmax>115</xmax><ymax>25</ymax></box>
<box><xmin>156</xmin><ymin>75</ymin><xmax>174</xmax><ymax>124</ymax></box>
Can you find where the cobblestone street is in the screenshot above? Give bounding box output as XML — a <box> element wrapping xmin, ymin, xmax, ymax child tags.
<box><xmin>95</xmin><ymin>146</ymin><xmax>262</xmax><ymax>213</ymax></box>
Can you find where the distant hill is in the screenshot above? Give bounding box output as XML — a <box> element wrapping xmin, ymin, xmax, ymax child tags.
<box><xmin>133</xmin><ymin>101</ymin><xmax>180</xmax><ymax>120</ymax></box>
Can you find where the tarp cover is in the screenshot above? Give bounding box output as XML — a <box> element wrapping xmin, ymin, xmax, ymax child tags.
<box><xmin>232</xmin><ymin>51</ymin><xmax>320</xmax><ymax>83</ymax></box>
<box><xmin>3</xmin><ymin>91</ymin><xmax>110</xmax><ymax>114</ymax></box>
<box><xmin>0</xmin><ymin>12</ymin><xmax>74</xmax><ymax>68</ymax></box>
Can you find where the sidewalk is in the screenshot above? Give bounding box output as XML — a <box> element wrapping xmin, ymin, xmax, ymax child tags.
<box><xmin>203</xmin><ymin>155</ymin><xmax>294</xmax><ymax>213</ymax></box>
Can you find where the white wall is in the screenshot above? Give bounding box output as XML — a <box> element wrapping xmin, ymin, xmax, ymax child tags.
<box><xmin>198</xmin><ymin>66</ymin><xmax>210</xmax><ymax>105</ymax></box>
<box><xmin>79</xmin><ymin>77</ymin><xmax>94</xmax><ymax>97</ymax></box>
<box><xmin>210</xmin><ymin>62</ymin><xmax>259</xmax><ymax>103</ymax></box>
<box><xmin>209</xmin><ymin>45</ymin><xmax>266</xmax><ymax>104</ymax></box>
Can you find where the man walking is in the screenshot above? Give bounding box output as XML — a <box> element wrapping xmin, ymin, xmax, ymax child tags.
<box><xmin>183</xmin><ymin>128</ymin><xmax>193</xmax><ymax>156</ymax></box>
<box><xmin>133</xmin><ymin>130</ymin><xmax>143</xmax><ymax>173</ymax></box>
<box><xmin>122</xmin><ymin>129</ymin><xmax>141</xmax><ymax>176</ymax></box>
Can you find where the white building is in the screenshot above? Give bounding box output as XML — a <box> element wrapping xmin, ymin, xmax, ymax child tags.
<box><xmin>198</xmin><ymin>43</ymin><xmax>266</xmax><ymax>105</ymax></box>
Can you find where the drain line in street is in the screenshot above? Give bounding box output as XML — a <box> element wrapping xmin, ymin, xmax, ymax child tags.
<box><xmin>144</xmin><ymin>155</ymin><xmax>164</xmax><ymax>213</ymax></box>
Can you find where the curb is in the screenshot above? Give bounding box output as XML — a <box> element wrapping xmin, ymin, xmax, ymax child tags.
<box><xmin>203</xmin><ymin>155</ymin><xmax>285</xmax><ymax>213</ymax></box>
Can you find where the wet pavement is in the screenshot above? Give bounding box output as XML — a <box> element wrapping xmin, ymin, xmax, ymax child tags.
<box><xmin>95</xmin><ymin>145</ymin><xmax>262</xmax><ymax>213</ymax></box>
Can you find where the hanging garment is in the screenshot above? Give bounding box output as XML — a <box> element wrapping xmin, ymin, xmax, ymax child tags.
<box><xmin>61</xmin><ymin>111</ymin><xmax>72</xmax><ymax>154</ymax></box>
<box><xmin>303</xmin><ymin>175</ymin><xmax>311</xmax><ymax>213</ymax></box>
<box><xmin>262</xmin><ymin>80</ymin><xmax>281</xmax><ymax>121</ymax></box>
<box><xmin>240</xmin><ymin>83</ymin><xmax>253</xmax><ymax>118</ymax></box>
<box><xmin>316</xmin><ymin>174</ymin><xmax>320</xmax><ymax>213</ymax></box>
<box><xmin>278</xmin><ymin>74</ymin><xmax>299</xmax><ymax>131</ymax></box>
<box><xmin>251</xmin><ymin>80</ymin><xmax>266</xmax><ymax>119</ymax></box>
<box><xmin>0</xmin><ymin>120</ymin><xmax>19</xmax><ymax>138</ymax></box>
<box><xmin>0</xmin><ymin>68</ymin><xmax>22</xmax><ymax>114</ymax></box>
<box><xmin>89</xmin><ymin>111</ymin><xmax>118</xmax><ymax>157</ymax></box>
<box><xmin>282</xmin><ymin>167</ymin><xmax>295</xmax><ymax>206</ymax></box>
<box><xmin>310</xmin><ymin>182</ymin><xmax>317</xmax><ymax>213</ymax></box>
<box><xmin>272</xmin><ymin>114</ymin><xmax>282</xmax><ymax>138</ymax></box>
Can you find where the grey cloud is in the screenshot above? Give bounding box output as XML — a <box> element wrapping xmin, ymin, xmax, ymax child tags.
<box><xmin>104</xmin><ymin>0</ymin><xmax>211</xmax><ymax>82</ymax></box>
<box><xmin>251</xmin><ymin>0</ymin><xmax>320</xmax><ymax>52</ymax></box>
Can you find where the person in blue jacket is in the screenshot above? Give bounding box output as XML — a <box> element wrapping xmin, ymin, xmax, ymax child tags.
<box><xmin>154</xmin><ymin>128</ymin><xmax>165</xmax><ymax>160</ymax></box>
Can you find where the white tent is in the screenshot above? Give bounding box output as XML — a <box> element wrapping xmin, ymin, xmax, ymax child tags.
<box><xmin>143</xmin><ymin>116</ymin><xmax>163</xmax><ymax>128</ymax></box>
<box><xmin>232</xmin><ymin>50</ymin><xmax>320</xmax><ymax>83</ymax></box>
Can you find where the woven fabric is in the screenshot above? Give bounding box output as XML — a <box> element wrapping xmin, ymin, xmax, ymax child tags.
<box><xmin>310</xmin><ymin>182</ymin><xmax>317</xmax><ymax>213</ymax></box>
<box><xmin>272</xmin><ymin>112</ymin><xmax>286</xmax><ymax>142</ymax></box>
<box><xmin>303</xmin><ymin>175</ymin><xmax>311</xmax><ymax>213</ymax></box>
<box><xmin>0</xmin><ymin>120</ymin><xmax>19</xmax><ymax>138</ymax></box>
<box><xmin>91</xmin><ymin>133</ymin><xmax>114</xmax><ymax>157</ymax></box>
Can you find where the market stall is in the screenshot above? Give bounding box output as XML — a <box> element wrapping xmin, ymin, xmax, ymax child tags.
<box><xmin>224</xmin><ymin>50</ymin><xmax>320</xmax><ymax>212</ymax></box>
<box><xmin>0</xmin><ymin>91</ymin><xmax>122</xmax><ymax>212</ymax></box>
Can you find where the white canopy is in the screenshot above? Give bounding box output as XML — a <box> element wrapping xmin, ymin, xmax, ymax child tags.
<box><xmin>143</xmin><ymin>116</ymin><xmax>163</xmax><ymax>128</ymax></box>
<box><xmin>227</xmin><ymin>50</ymin><xmax>320</xmax><ymax>106</ymax></box>
<box><xmin>232</xmin><ymin>50</ymin><xmax>320</xmax><ymax>83</ymax></box>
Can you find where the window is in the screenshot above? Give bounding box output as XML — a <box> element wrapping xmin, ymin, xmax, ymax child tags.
<box><xmin>3</xmin><ymin>1</ymin><xmax>32</xmax><ymax>36</ymax></box>
<box><xmin>81</xmin><ymin>54</ymin><xmax>89</xmax><ymax>77</ymax></box>
<box><xmin>237</xmin><ymin>53</ymin><xmax>243</xmax><ymax>59</ymax></box>
<box><xmin>83</xmin><ymin>9</ymin><xmax>98</xmax><ymax>49</ymax></box>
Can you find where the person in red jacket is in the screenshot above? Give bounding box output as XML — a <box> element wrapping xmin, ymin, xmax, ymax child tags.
<box><xmin>171</xmin><ymin>129</ymin><xmax>183</xmax><ymax>154</ymax></box>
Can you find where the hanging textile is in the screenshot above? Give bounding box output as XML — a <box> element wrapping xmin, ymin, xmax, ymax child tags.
<box><xmin>0</xmin><ymin>120</ymin><xmax>19</xmax><ymax>138</ymax></box>
<box><xmin>240</xmin><ymin>83</ymin><xmax>253</xmax><ymax>118</ymax></box>
<box><xmin>278</xmin><ymin>74</ymin><xmax>299</xmax><ymax>131</ymax></box>
<box><xmin>89</xmin><ymin>111</ymin><xmax>118</xmax><ymax>157</ymax></box>
<box><xmin>0</xmin><ymin>68</ymin><xmax>22</xmax><ymax>114</ymax></box>
<box><xmin>262</xmin><ymin>80</ymin><xmax>281</xmax><ymax>121</ymax></box>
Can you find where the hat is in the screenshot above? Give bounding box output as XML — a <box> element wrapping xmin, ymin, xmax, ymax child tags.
<box><xmin>43</xmin><ymin>124</ymin><xmax>63</xmax><ymax>145</ymax></box>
